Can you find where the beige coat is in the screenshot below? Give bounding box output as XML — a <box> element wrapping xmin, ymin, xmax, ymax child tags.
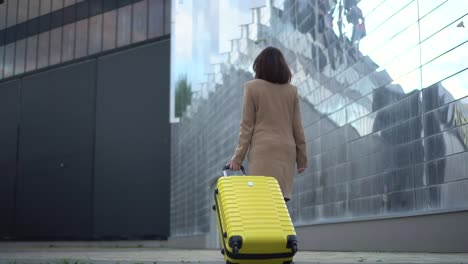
<box><xmin>231</xmin><ymin>79</ymin><xmax>308</xmax><ymax>199</ymax></box>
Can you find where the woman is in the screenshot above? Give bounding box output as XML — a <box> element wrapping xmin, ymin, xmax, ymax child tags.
<box><xmin>227</xmin><ymin>46</ymin><xmax>308</xmax><ymax>202</ymax></box>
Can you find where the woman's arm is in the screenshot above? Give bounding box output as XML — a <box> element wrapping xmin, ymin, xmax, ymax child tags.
<box><xmin>293</xmin><ymin>90</ymin><xmax>308</xmax><ymax>170</ymax></box>
<box><xmin>231</xmin><ymin>85</ymin><xmax>255</xmax><ymax>165</ymax></box>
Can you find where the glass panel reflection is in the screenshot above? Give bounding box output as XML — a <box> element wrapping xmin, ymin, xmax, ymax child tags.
<box><xmin>0</xmin><ymin>46</ymin><xmax>4</xmax><ymax>79</ymax></box>
<box><xmin>28</xmin><ymin>0</ymin><xmax>40</xmax><ymax>21</ymax></box>
<box><xmin>117</xmin><ymin>5</ymin><xmax>131</xmax><ymax>47</ymax></box>
<box><xmin>62</xmin><ymin>23</ymin><xmax>75</xmax><ymax>62</ymax></box>
<box><xmin>148</xmin><ymin>0</ymin><xmax>164</xmax><ymax>38</ymax></box>
<box><xmin>424</xmin><ymin>96</ymin><xmax>468</xmax><ymax>137</ymax></box>
<box><xmin>422</xmin><ymin>42</ymin><xmax>468</xmax><ymax>88</ymax></box>
<box><xmin>132</xmin><ymin>0</ymin><xmax>148</xmax><ymax>43</ymax></box>
<box><xmin>425</xmin><ymin>124</ymin><xmax>468</xmax><ymax>161</ymax></box>
<box><xmin>418</xmin><ymin>0</ymin><xmax>447</xmax><ymax>19</ymax></box>
<box><xmin>364</xmin><ymin>23</ymin><xmax>419</xmax><ymax>69</ymax></box>
<box><xmin>7</xmin><ymin>0</ymin><xmax>18</xmax><ymax>27</ymax></box>
<box><xmin>4</xmin><ymin>43</ymin><xmax>15</xmax><ymax>77</ymax></box>
<box><xmin>359</xmin><ymin>1</ymin><xmax>418</xmax><ymax>57</ymax></box>
<box><xmin>17</xmin><ymin>0</ymin><xmax>29</xmax><ymax>24</ymax></box>
<box><xmin>169</xmin><ymin>0</ymin><xmax>468</xmax><ymax>230</ymax></box>
<box><xmin>390</xmin><ymin>68</ymin><xmax>422</xmax><ymax>94</ymax></box>
<box><xmin>420</xmin><ymin>14</ymin><xmax>468</xmax><ymax>65</ymax></box>
<box><xmin>49</xmin><ymin>27</ymin><xmax>62</xmax><ymax>65</ymax></box>
<box><xmin>0</xmin><ymin>3</ymin><xmax>6</xmax><ymax>30</ymax></box>
<box><xmin>14</xmin><ymin>39</ymin><xmax>26</xmax><ymax>75</ymax></box>
<box><xmin>37</xmin><ymin>31</ymin><xmax>50</xmax><ymax>68</ymax></box>
<box><xmin>64</xmin><ymin>0</ymin><xmax>76</xmax><ymax>8</ymax></box>
<box><xmin>75</xmin><ymin>19</ymin><xmax>88</xmax><ymax>58</ymax></box>
<box><xmin>419</xmin><ymin>0</ymin><xmax>467</xmax><ymax>41</ymax></box>
<box><xmin>102</xmin><ymin>10</ymin><xmax>117</xmax><ymax>51</ymax></box>
<box><xmin>422</xmin><ymin>69</ymin><xmax>468</xmax><ymax>112</ymax></box>
<box><xmin>89</xmin><ymin>15</ymin><xmax>103</xmax><ymax>55</ymax></box>
<box><xmin>40</xmin><ymin>0</ymin><xmax>52</xmax><ymax>15</ymax></box>
<box><xmin>51</xmin><ymin>0</ymin><xmax>64</xmax><ymax>12</ymax></box>
<box><xmin>164</xmin><ymin>0</ymin><xmax>171</xmax><ymax>35</ymax></box>
<box><xmin>25</xmin><ymin>36</ymin><xmax>38</xmax><ymax>72</ymax></box>
<box><xmin>442</xmin><ymin>180</ymin><xmax>468</xmax><ymax>208</ymax></box>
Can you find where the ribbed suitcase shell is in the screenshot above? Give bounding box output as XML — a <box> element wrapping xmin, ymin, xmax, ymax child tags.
<box><xmin>214</xmin><ymin>176</ymin><xmax>297</xmax><ymax>264</ymax></box>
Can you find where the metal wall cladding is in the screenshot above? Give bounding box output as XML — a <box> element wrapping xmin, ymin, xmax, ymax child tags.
<box><xmin>16</xmin><ymin>60</ymin><xmax>96</xmax><ymax>239</ymax></box>
<box><xmin>0</xmin><ymin>38</ymin><xmax>170</xmax><ymax>239</ymax></box>
<box><xmin>94</xmin><ymin>40</ymin><xmax>170</xmax><ymax>239</ymax></box>
<box><xmin>170</xmin><ymin>0</ymin><xmax>468</xmax><ymax>235</ymax></box>
<box><xmin>0</xmin><ymin>80</ymin><xmax>20</xmax><ymax>238</ymax></box>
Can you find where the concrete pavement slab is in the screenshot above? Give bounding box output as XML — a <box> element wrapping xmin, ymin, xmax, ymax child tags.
<box><xmin>0</xmin><ymin>247</ymin><xmax>468</xmax><ymax>264</ymax></box>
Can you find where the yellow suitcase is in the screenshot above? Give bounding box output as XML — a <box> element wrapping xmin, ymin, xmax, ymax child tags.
<box><xmin>213</xmin><ymin>166</ymin><xmax>298</xmax><ymax>264</ymax></box>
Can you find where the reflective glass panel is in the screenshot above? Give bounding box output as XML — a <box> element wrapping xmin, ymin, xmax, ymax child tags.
<box><xmin>7</xmin><ymin>0</ymin><xmax>18</xmax><ymax>27</ymax></box>
<box><xmin>89</xmin><ymin>14</ymin><xmax>103</xmax><ymax>55</ymax></box>
<box><xmin>40</xmin><ymin>0</ymin><xmax>51</xmax><ymax>15</ymax></box>
<box><xmin>365</xmin><ymin>23</ymin><xmax>419</xmax><ymax>68</ymax></box>
<box><xmin>439</xmin><ymin>70</ymin><xmax>468</xmax><ymax>101</ymax></box>
<box><xmin>148</xmin><ymin>0</ymin><xmax>163</xmax><ymax>38</ymax></box>
<box><xmin>0</xmin><ymin>46</ymin><xmax>4</xmax><ymax>79</ymax></box>
<box><xmin>17</xmin><ymin>0</ymin><xmax>29</xmax><ymax>24</ymax></box>
<box><xmin>37</xmin><ymin>31</ymin><xmax>50</xmax><ymax>68</ymax></box>
<box><xmin>419</xmin><ymin>0</ymin><xmax>468</xmax><ymax>41</ymax></box>
<box><xmin>75</xmin><ymin>19</ymin><xmax>88</xmax><ymax>58</ymax></box>
<box><xmin>132</xmin><ymin>0</ymin><xmax>148</xmax><ymax>43</ymax></box>
<box><xmin>62</xmin><ymin>23</ymin><xmax>75</xmax><ymax>62</ymax></box>
<box><xmin>49</xmin><ymin>27</ymin><xmax>62</xmax><ymax>65</ymax></box>
<box><xmin>167</xmin><ymin>0</ymin><xmax>468</xmax><ymax>232</ymax></box>
<box><xmin>0</xmin><ymin>2</ymin><xmax>6</xmax><ymax>30</ymax></box>
<box><xmin>418</xmin><ymin>0</ymin><xmax>447</xmax><ymax>19</ymax></box>
<box><xmin>164</xmin><ymin>0</ymin><xmax>170</xmax><ymax>34</ymax></box>
<box><xmin>420</xmin><ymin>14</ymin><xmax>468</xmax><ymax>65</ymax></box>
<box><xmin>117</xmin><ymin>5</ymin><xmax>131</xmax><ymax>47</ymax></box>
<box><xmin>422</xmin><ymin>42</ymin><xmax>468</xmax><ymax>88</ymax></box>
<box><xmin>14</xmin><ymin>39</ymin><xmax>26</xmax><ymax>75</ymax></box>
<box><xmin>28</xmin><ymin>0</ymin><xmax>40</xmax><ymax>20</ymax></box>
<box><xmin>51</xmin><ymin>0</ymin><xmax>64</xmax><ymax>12</ymax></box>
<box><xmin>360</xmin><ymin>1</ymin><xmax>418</xmax><ymax>57</ymax></box>
<box><xmin>4</xmin><ymin>43</ymin><xmax>15</xmax><ymax>77</ymax></box>
<box><xmin>64</xmin><ymin>0</ymin><xmax>76</xmax><ymax>8</ymax></box>
<box><xmin>25</xmin><ymin>35</ymin><xmax>38</xmax><ymax>72</ymax></box>
<box><xmin>102</xmin><ymin>10</ymin><xmax>117</xmax><ymax>51</ymax></box>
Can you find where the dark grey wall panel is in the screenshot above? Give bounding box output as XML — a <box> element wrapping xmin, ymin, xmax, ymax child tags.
<box><xmin>16</xmin><ymin>61</ymin><xmax>95</xmax><ymax>239</ymax></box>
<box><xmin>0</xmin><ymin>80</ymin><xmax>20</xmax><ymax>238</ymax></box>
<box><xmin>94</xmin><ymin>40</ymin><xmax>170</xmax><ymax>238</ymax></box>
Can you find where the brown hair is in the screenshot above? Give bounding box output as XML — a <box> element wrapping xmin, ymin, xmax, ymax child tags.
<box><xmin>253</xmin><ymin>47</ymin><xmax>292</xmax><ymax>84</ymax></box>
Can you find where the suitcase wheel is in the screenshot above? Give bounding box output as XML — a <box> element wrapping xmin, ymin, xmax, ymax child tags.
<box><xmin>212</xmin><ymin>204</ymin><xmax>216</xmax><ymax>211</ymax></box>
<box><xmin>292</xmin><ymin>243</ymin><xmax>298</xmax><ymax>254</ymax></box>
<box><xmin>232</xmin><ymin>246</ymin><xmax>239</xmax><ymax>254</ymax></box>
<box><xmin>220</xmin><ymin>248</ymin><xmax>224</xmax><ymax>255</ymax></box>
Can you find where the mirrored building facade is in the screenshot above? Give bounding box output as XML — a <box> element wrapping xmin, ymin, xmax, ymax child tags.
<box><xmin>170</xmin><ymin>0</ymin><xmax>468</xmax><ymax>250</ymax></box>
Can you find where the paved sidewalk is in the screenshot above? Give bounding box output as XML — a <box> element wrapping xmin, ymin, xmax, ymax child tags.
<box><xmin>0</xmin><ymin>245</ymin><xmax>467</xmax><ymax>264</ymax></box>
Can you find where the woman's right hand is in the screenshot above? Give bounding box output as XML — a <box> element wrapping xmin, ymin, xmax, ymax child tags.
<box><xmin>297</xmin><ymin>168</ymin><xmax>306</xmax><ymax>174</ymax></box>
<box><xmin>227</xmin><ymin>161</ymin><xmax>242</xmax><ymax>171</ymax></box>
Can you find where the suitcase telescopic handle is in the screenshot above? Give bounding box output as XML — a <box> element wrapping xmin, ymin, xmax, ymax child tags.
<box><xmin>222</xmin><ymin>164</ymin><xmax>246</xmax><ymax>176</ymax></box>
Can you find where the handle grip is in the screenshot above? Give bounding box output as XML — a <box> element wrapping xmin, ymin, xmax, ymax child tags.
<box><xmin>223</xmin><ymin>164</ymin><xmax>246</xmax><ymax>176</ymax></box>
